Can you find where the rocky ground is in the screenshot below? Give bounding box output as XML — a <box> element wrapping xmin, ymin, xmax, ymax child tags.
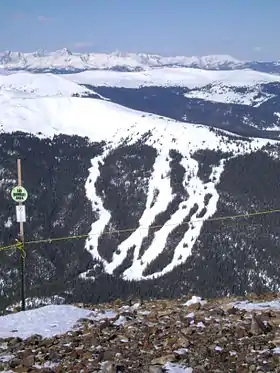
<box><xmin>1</xmin><ymin>294</ymin><xmax>280</xmax><ymax>373</ymax></box>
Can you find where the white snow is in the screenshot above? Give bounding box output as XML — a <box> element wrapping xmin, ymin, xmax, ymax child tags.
<box><xmin>263</xmin><ymin>123</ymin><xmax>280</xmax><ymax>131</ymax></box>
<box><xmin>0</xmin><ymin>67</ymin><xmax>9</xmax><ymax>75</ymax></box>
<box><xmin>141</xmin><ymin>159</ymin><xmax>226</xmax><ymax>279</ymax></box>
<box><xmin>114</xmin><ymin>315</ymin><xmax>127</xmax><ymax>326</ymax></box>
<box><xmin>184</xmin><ymin>296</ymin><xmax>207</xmax><ymax>307</ymax></box>
<box><xmin>186</xmin><ymin>312</ymin><xmax>195</xmax><ymax>318</ymax></box>
<box><xmin>107</xmin><ymin>149</ymin><xmax>173</xmax><ymax>278</ymax></box>
<box><xmin>233</xmin><ymin>299</ymin><xmax>280</xmax><ymax>311</ymax></box>
<box><xmin>0</xmin><ymin>305</ymin><xmax>116</xmax><ymax>339</ymax></box>
<box><xmin>174</xmin><ymin>348</ymin><xmax>189</xmax><ymax>355</ymax></box>
<box><xmin>33</xmin><ymin>361</ymin><xmax>59</xmax><ymax>369</ymax></box>
<box><xmin>64</xmin><ymin>67</ymin><xmax>280</xmax><ymax>89</ymax></box>
<box><xmin>184</xmin><ymin>84</ymin><xmax>275</xmax><ymax>106</ymax></box>
<box><xmin>164</xmin><ymin>362</ymin><xmax>193</xmax><ymax>373</ymax></box>
<box><xmin>84</xmin><ymin>151</ymin><xmax>112</xmax><ymax>265</ymax></box>
<box><xmin>4</xmin><ymin>217</ymin><xmax>12</xmax><ymax>228</ymax></box>
<box><xmin>0</xmin><ymin>71</ymin><xmax>91</xmax><ymax>98</ymax></box>
<box><xmin>0</xmin><ymin>354</ymin><xmax>14</xmax><ymax>363</ymax></box>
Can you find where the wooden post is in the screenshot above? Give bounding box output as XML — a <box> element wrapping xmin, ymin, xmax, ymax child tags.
<box><xmin>17</xmin><ymin>159</ymin><xmax>25</xmax><ymax>311</ymax></box>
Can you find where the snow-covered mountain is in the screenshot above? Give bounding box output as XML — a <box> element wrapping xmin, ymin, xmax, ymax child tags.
<box><xmin>63</xmin><ymin>67</ymin><xmax>280</xmax><ymax>138</ymax></box>
<box><xmin>0</xmin><ymin>71</ymin><xmax>92</xmax><ymax>98</ymax></box>
<box><xmin>1</xmin><ymin>49</ymin><xmax>280</xmax><ymax>74</ymax></box>
<box><xmin>64</xmin><ymin>67</ymin><xmax>280</xmax><ymax>88</ymax></box>
<box><xmin>1</xmin><ymin>70</ymin><xmax>280</xmax><ymax>310</ymax></box>
<box><xmin>0</xmin><ymin>50</ymin><xmax>244</xmax><ymax>71</ymax></box>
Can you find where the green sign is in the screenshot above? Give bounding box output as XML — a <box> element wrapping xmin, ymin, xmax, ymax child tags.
<box><xmin>11</xmin><ymin>186</ymin><xmax>28</xmax><ymax>202</ymax></box>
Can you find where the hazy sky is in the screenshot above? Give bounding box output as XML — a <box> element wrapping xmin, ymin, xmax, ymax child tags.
<box><xmin>0</xmin><ymin>0</ymin><xmax>279</xmax><ymax>60</ymax></box>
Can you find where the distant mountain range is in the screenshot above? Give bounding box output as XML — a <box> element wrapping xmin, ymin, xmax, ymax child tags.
<box><xmin>1</xmin><ymin>49</ymin><xmax>280</xmax><ymax>74</ymax></box>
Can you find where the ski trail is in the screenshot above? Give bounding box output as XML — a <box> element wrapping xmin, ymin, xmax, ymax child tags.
<box><xmin>110</xmin><ymin>151</ymin><xmax>172</xmax><ymax>277</ymax></box>
<box><xmin>85</xmin><ymin>150</ymin><xmax>111</xmax><ymax>264</ymax></box>
<box><xmin>150</xmin><ymin>159</ymin><xmax>226</xmax><ymax>277</ymax></box>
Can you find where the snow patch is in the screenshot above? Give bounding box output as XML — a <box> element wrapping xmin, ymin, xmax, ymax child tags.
<box><xmin>215</xmin><ymin>346</ymin><xmax>223</xmax><ymax>352</ymax></box>
<box><xmin>4</xmin><ymin>217</ymin><xmax>12</xmax><ymax>228</ymax></box>
<box><xmin>0</xmin><ymin>354</ymin><xmax>14</xmax><ymax>363</ymax></box>
<box><xmin>184</xmin><ymin>296</ymin><xmax>207</xmax><ymax>307</ymax></box>
<box><xmin>0</xmin><ymin>305</ymin><xmax>116</xmax><ymax>339</ymax></box>
<box><xmin>233</xmin><ymin>299</ymin><xmax>280</xmax><ymax>311</ymax></box>
<box><xmin>164</xmin><ymin>362</ymin><xmax>193</xmax><ymax>373</ymax></box>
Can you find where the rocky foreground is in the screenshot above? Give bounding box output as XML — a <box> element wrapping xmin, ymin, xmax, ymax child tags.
<box><xmin>1</xmin><ymin>295</ymin><xmax>280</xmax><ymax>373</ymax></box>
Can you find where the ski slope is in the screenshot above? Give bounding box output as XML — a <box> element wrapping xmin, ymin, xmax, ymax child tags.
<box><xmin>0</xmin><ymin>71</ymin><xmax>277</xmax><ymax>279</ymax></box>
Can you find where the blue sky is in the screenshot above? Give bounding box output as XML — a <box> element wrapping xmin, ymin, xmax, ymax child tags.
<box><xmin>0</xmin><ymin>0</ymin><xmax>279</xmax><ymax>60</ymax></box>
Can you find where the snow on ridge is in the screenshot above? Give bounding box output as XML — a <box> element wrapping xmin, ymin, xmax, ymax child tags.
<box><xmin>64</xmin><ymin>67</ymin><xmax>280</xmax><ymax>89</ymax></box>
<box><xmin>0</xmin><ymin>93</ymin><xmax>259</xmax><ymax>143</ymax></box>
<box><xmin>0</xmin><ymin>96</ymin><xmax>137</xmax><ymax>140</ymax></box>
<box><xmin>0</xmin><ymin>71</ymin><xmax>91</xmax><ymax>98</ymax></box>
<box><xmin>184</xmin><ymin>84</ymin><xmax>275</xmax><ymax>106</ymax></box>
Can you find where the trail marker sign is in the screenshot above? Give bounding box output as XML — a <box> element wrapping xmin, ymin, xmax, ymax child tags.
<box><xmin>11</xmin><ymin>186</ymin><xmax>28</xmax><ymax>203</ymax></box>
<box><xmin>16</xmin><ymin>205</ymin><xmax>26</xmax><ymax>222</ymax></box>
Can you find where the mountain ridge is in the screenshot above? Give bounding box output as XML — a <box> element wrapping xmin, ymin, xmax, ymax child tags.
<box><xmin>1</xmin><ymin>49</ymin><xmax>280</xmax><ymax>73</ymax></box>
<box><xmin>3</xmin><ymin>69</ymin><xmax>280</xmax><ymax>139</ymax></box>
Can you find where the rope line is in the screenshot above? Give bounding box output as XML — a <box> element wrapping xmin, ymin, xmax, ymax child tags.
<box><xmin>25</xmin><ymin>233</ymin><xmax>89</xmax><ymax>246</ymax></box>
<box><xmin>0</xmin><ymin>242</ymin><xmax>23</xmax><ymax>252</ymax></box>
<box><xmin>1</xmin><ymin>207</ymin><xmax>280</xmax><ymax>253</ymax></box>
<box><xmin>18</xmin><ymin>243</ymin><xmax>26</xmax><ymax>259</ymax></box>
